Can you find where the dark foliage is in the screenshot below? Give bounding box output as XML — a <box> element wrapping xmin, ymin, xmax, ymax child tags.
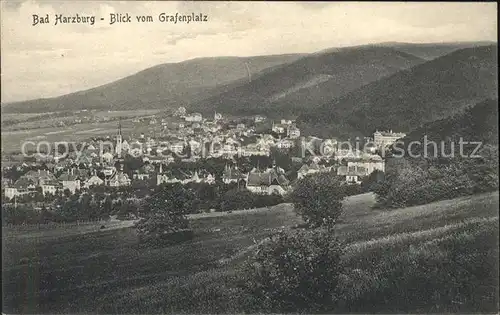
<box><xmin>290</xmin><ymin>173</ymin><xmax>346</xmax><ymax>228</ymax></box>
<box><xmin>135</xmin><ymin>184</ymin><xmax>193</xmax><ymax>245</ymax></box>
<box><xmin>239</xmin><ymin>228</ymin><xmax>344</xmax><ymax>313</ymax></box>
<box><xmin>299</xmin><ymin>46</ymin><xmax>497</xmax><ymax>135</ymax></box>
<box><xmin>374</xmin><ymin>146</ymin><xmax>498</xmax><ymax>208</ymax></box>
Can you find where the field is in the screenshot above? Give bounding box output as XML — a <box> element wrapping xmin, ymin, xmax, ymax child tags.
<box><xmin>0</xmin><ymin>110</ymin><xmax>164</xmax><ymax>153</ymax></box>
<box><xmin>0</xmin><ymin>113</ymin><xmax>53</xmax><ymax>123</ymax></box>
<box><xmin>2</xmin><ymin>192</ymin><xmax>498</xmax><ymax>313</ymax></box>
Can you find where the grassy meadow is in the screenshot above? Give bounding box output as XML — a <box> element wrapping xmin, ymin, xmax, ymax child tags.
<box><xmin>2</xmin><ymin>192</ymin><xmax>498</xmax><ymax>313</ymax></box>
<box><xmin>0</xmin><ymin>110</ymin><xmax>166</xmax><ymax>153</ymax></box>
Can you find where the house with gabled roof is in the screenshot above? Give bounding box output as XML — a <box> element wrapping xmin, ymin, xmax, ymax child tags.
<box><xmin>24</xmin><ymin>169</ymin><xmax>57</xmax><ymax>186</ymax></box>
<box><xmin>297</xmin><ymin>162</ymin><xmax>332</xmax><ymax>179</ymax></box>
<box><xmin>246</xmin><ymin>166</ymin><xmax>290</xmax><ymax>195</ymax></box>
<box><xmin>5</xmin><ymin>177</ymin><xmax>38</xmax><ymax>198</ymax></box>
<box><xmin>336</xmin><ymin>165</ymin><xmax>367</xmax><ymax>184</ymax></box>
<box><xmin>41</xmin><ymin>179</ymin><xmax>59</xmax><ymax>196</ymax></box>
<box><xmin>58</xmin><ymin>170</ymin><xmax>81</xmax><ymax>193</ymax></box>
<box><xmin>346</xmin><ymin>154</ymin><xmax>385</xmax><ymax>174</ymax></box>
<box><xmin>107</xmin><ymin>166</ymin><xmax>131</xmax><ymax>187</ymax></box>
<box><xmin>222</xmin><ymin>165</ymin><xmax>246</xmax><ymax>184</ymax></box>
<box><xmin>85</xmin><ymin>173</ymin><xmax>104</xmax><ymax>188</ymax></box>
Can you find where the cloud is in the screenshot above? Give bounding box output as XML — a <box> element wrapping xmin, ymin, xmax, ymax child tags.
<box><xmin>1</xmin><ymin>1</ymin><xmax>497</xmax><ymax>103</ymax></box>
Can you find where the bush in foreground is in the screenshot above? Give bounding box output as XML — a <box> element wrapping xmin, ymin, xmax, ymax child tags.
<box><xmin>374</xmin><ymin>145</ymin><xmax>499</xmax><ymax>208</ymax></box>
<box><xmin>239</xmin><ymin>228</ymin><xmax>344</xmax><ymax>313</ymax></box>
<box><xmin>290</xmin><ymin>173</ymin><xmax>346</xmax><ymax>228</ymax></box>
<box><xmin>135</xmin><ymin>184</ymin><xmax>194</xmax><ymax>246</ymax></box>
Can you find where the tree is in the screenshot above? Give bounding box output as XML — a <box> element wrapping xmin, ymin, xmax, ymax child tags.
<box><xmin>135</xmin><ymin>183</ymin><xmax>194</xmax><ymax>245</ymax></box>
<box><xmin>239</xmin><ymin>228</ymin><xmax>344</xmax><ymax>313</ymax></box>
<box><xmin>55</xmin><ymin>194</ymin><xmax>80</xmax><ymax>222</ymax></box>
<box><xmin>361</xmin><ymin>170</ymin><xmax>385</xmax><ymax>192</ymax></box>
<box><xmin>63</xmin><ymin>188</ymin><xmax>71</xmax><ymax>198</ymax></box>
<box><xmin>123</xmin><ymin>155</ymin><xmax>144</xmax><ymax>174</ymax></box>
<box><xmin>290</xmin><ymin>173</ymin><xmax>345</xmax><ymax>228</ymax></box>
<box><xmin>220</xmin><ymin>188</ymin><xmax>254</xmax><ymax>211</ymax></box>
<box><xmin>101</xmin><ymin>197</ymin><xmax>113</xmax><ymax>215</ymax></box>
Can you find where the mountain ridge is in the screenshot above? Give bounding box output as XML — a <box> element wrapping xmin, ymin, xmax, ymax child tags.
<box><xmin>2</xmin><ymin>41</ymin><xmax>495</xmax><ymax>115</ymax></box>
<box><xmin>1</xmin><ymin>54</ymin><xmax>305</xmax><ymax>113</ymax></box>
<box><xmin>188</xmin><ymin>46</ymin><xmax>426</xmax><ymax>117</ymax></box>
<box><xmin>298</xmin><ymin>45</ymin><xmax>498</xmax><ymax>137</ymax></box>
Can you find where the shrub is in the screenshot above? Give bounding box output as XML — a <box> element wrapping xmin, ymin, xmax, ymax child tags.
<box><xmin>361</xmin><ymin>170</ymin><xmax>385</xmax><ymax>192</ymax></box>
<box><xmin>239</xmin><ymin>228</ymin><xmax>344</xmax><ymax>313</ymax></box>
<box><xmin>374</xmin><ymin>147</ymin><xmax>499</xmax><ymax>208</ymax></box>
<box><xmin>135</xmin><ymin>212</ymin><xmax>193</xmax><ymax>246</ymax></box>
<box><xmin>290</xmin><ymin>173</ymin><xmax>346</xmax><ymax>228</ymax></box>
<box><xmin>135</xmin><ymin>184</ymin><xmax>193</xmax><ymax>245</ymax></box>
<box><xmin>343</xmin><ymin>183</ymin><xmax>363</xmax><ymax>196</ymax></box>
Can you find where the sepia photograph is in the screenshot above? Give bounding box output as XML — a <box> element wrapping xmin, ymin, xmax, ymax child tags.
<box><xmin>1</xmin><ymin>1</ymin><xmax>498</xmax><ymax>314</ymax></box>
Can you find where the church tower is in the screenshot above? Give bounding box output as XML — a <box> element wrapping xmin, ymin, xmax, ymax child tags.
<box><xmin>115</xmin><ymin>119</ymin><xmax>123</xmax><ymax>156</ymax></box>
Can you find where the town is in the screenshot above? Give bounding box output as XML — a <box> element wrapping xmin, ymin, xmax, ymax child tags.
<box><xmin>1</xmin><ymin>106</ymin><xmax>405</xmax><ymax>218</ymax></box>
<box><xmin>2</xmin><ymin>2</ymin><xmax>498</xmax><ymax>314</ymax></box>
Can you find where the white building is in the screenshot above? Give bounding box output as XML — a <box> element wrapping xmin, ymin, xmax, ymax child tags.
<box><xmin>346</xmin><ymin>154</ymin><xmax>385</xmax><ymax>174</ymax></box>
<box><xmin>184</xmin><ymin>113</ymin><xmax>203</xmax><ymax>122</ymax></box>
<box><xmin>254</xmin><ymin>115</ymin><xmax>266</xmax><ymax>123</ymax></box>
<box><xmin>287</xmin><ymin>125</ymin><xmax>301</xmax><ymax>139</ymax></box>
<box><xmin>276</xmin><ymin>139</ymin><xmax>295</xmax><ymax>149</ymax></box>
<box><xmin>85</xmin><ymin>175</ymin><xmax>104</xmax><ymax>188</ymax></box>
<box><xmin>246</xmin><ymin>167</ymin><xmax>290</xmax><ymax>195</ymax></box>
<box><xmin>174</xmin><ymin>106</ymin><xmax>187</xmax><ymax>117</ymax></box>
<box><xmin>272</xmin><ymin>121</ymin><xmax>286</xmax><ymax>134</ymax></box>
<box><xmin>336</xmin><ymin>154</ymin><xmax>385</xmax><ymax>184</ymax></box>
<box><xmin>170</xmin><ymin>142</ymin><xmax>185</xmax><ymax>154</ymax></box>
<box><xmin>297</xmin><ymin>162</ymin><xmax>332</xmax><ymax>179</ymax></box>
<box><xmin>214</xmin><ymin>112</ymin><xmax>222</xmax><ymax>121</ymax></box>
<box><xmin>41</xmin><ymin>181</ymin><xmax>58</xmax><ymax>195</ymax></box>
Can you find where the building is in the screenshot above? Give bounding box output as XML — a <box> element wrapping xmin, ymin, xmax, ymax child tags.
<box><xmin>336</xmin><ymin>154</ymin><xmax>385</xmax><ymax>184</ymax></box>
<box><xmin>6</xmin><ymin>177</ymin><xmax>38</xmax><ymax>199</ymax></box>
<box><xmin>334</xmin><ymin>149</ymin><xmax>362</xmax><ymax>161</ymax></box>
<box><xmin>336</xmin><ymin>165</ymin><xmax>367</xmax><ymax>184</ymax></box>
<box><xmin>157</xmin><ymin>173</ymin><xmax>180</xmax><ymax>185</ymax></box>
<box><xmin>222</xmin><ymin>165</ymin><xmax>246</xmax><ymax>184</ymax></box>
<box><xmin>101</xmin><ymin>152</ymin><xmax>114</xmax><ymax>164</ymax></box>
<box><xmin>287</xmin><ymin>125</ymin><xmax>301</xmax><ymax>139</ymax></box>
<box><xmin>75</xmin><ymin>154</ymin><xmax>93</xmax><ymax>167</ymax></box>
<box><xmin>58</xmin><ymin>172</ymin><xmax>81</xmax><ymax>193</ymax></box>
<box><xmin>85</xmin><ymin>174</ymin><xmax>104</xmax><ymax>188</ymax></box>
<box><xmin>373</xmin><ymin>130</ymin><xmax>406</xmax><ymax>149</ymax></box>
<box><xmin>170</xmin><ymin>142</ymin><xmax>185</xmax><ymax>154</ymax></box>
<box><xmin>254</xmin><ymin>115</ymin><xmax>266</xmax><ymax>123</ymax></box>
<box><xmin>184</xmin><ymin>113</ymin><xmax>203</xmax><ymax>122</ymax></box>
<box><xmin>272</xmin><ymin>121</ymin><xmax>286</xmax><ymax>134</ymax></box>
<box><xmin>297</xmin><ymin>162</ymin><xmax>332</xmax><ymax>179</ymax></box>
<box><xmin>41</xmin><ymin>180</ymin><xmax>59</xmax><ymax>196</ymax></box>
<box><xmin>346</xmin><ymin>154</ymin><xmax>385</xmax><ymax>175</ymax></box>
<box><xmin>241</xmin><ymin>144</ymin><xmax>270</xmax><ymax>157</ymax></box>
<box><xmin>3</xmin><ymin>187</ymin><xmax>19</xmax><ymax>199</ymax></box>
<box><xmin>133</xmin><ymin>172</ymin><xmax>151</xmax><ymax>180</ymax></box>
<box><xmin>276</xmin><ymin>139</ymin><xmax>295</xmax><ymax>149</ymax></box>
<box><xmin>322</xmin><ymin>138</ymin><xmax>338</xmax><ymax>156</ymax></box>
<box><xmin>246</xmin><ymin>166</ymin><xmax>290</xmax><ymax>195</ymax></box>
<box><xmin>214</xmin><ymin>111</ymin><xmax>222</xmax><ymax>121</ymax></box>
<box><xmin>188</xmin><ymin>139</ymin><xmax>202</xmax><ymax>155</ymax></box>
<box><xmin>204</xmin><ymin>173</ymin><xmax>216</xmax><ymax>185</ymax></box>
<box><xmin>115</xmin><ymin>120</ymin><xmax>123</xmax><ymax>155</ymax></box>
<box><xmin>173</xmin><ymin>106</ymin><xmax>187</xmax><ymax>117</ymax></box>
<box><xmin>23</xmin><ymin>169</ymin><xmax>57</xmax><ymax>186</ymax></box>
<box><xmin>102</xmin><ymin>166</ymin><xmax>116</xmax><ymax>177</ymax></box>
<box><xmin>107</xmin><ymin>167</ymin><xmax>131</xmax><ymax>187</ymax></box>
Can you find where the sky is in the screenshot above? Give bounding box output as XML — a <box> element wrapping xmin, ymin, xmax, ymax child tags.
<box><xmin>1</xmin><ymin>1</ymin><xmax>497</xmax><ymax>103</ymax></box>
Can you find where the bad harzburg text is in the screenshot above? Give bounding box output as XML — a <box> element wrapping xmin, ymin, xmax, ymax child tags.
<box><xmin>32</xmin><ymin>13</ymin><xmax>209</xmax><ymax>26</ymax></box>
